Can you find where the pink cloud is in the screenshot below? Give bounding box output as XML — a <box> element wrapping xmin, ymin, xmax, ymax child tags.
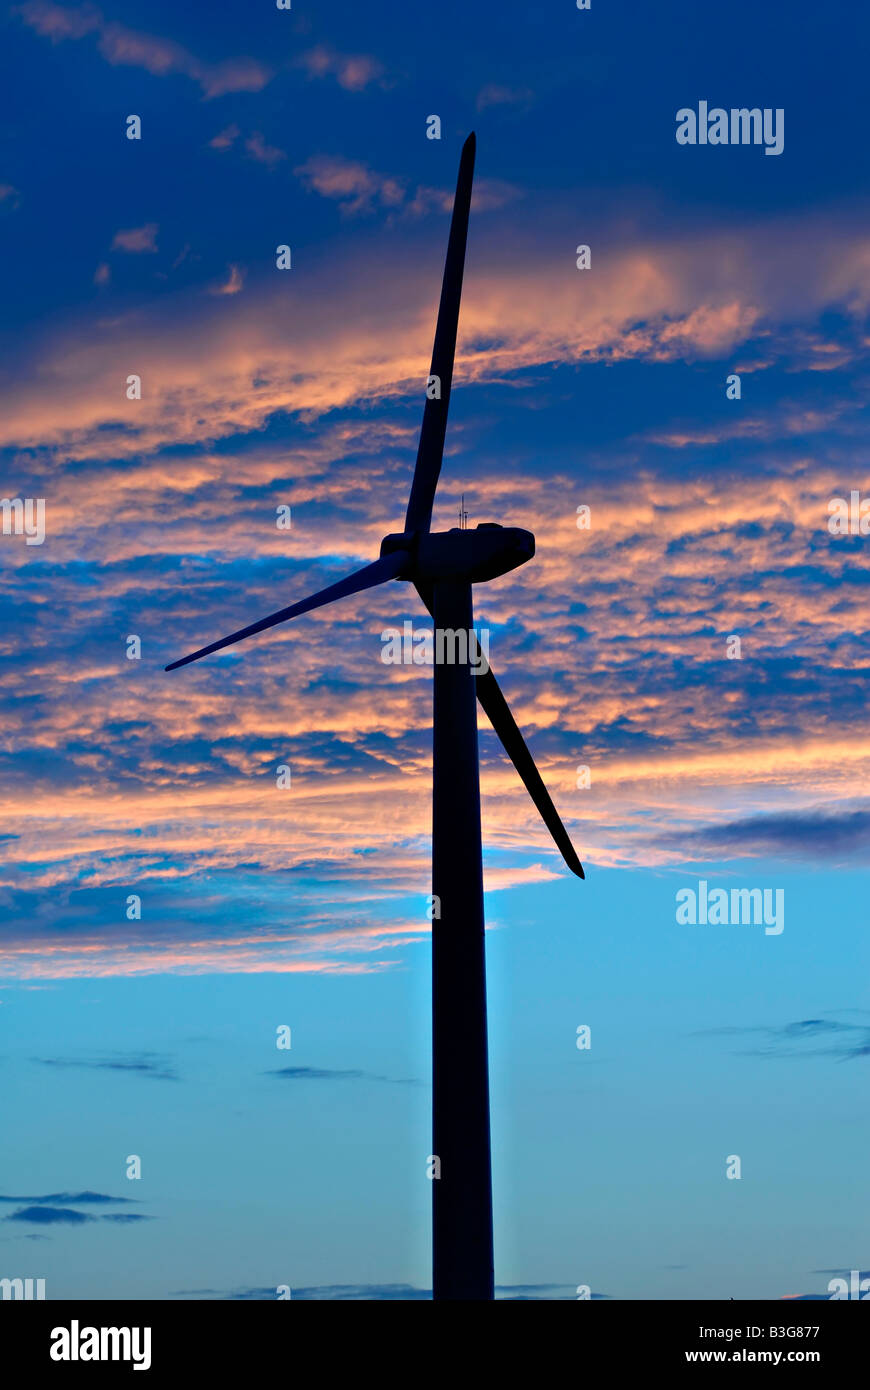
<box><xmin>407</xmin><ymin>178</ymin><xmax>522</xmax><ymax>217</ymax></box>
<box><xmin>0</xmin><ymin>938</ymin><xmax>407</xmax><ymax>979</ymax></box>
<box><xmin>295</xmin><ymin>156</ymin><xmax>519</xmax><ymax>220</ymax></box>
<box><xmin>0</xmin><ymin>191</ymin><xmax>868</xmax><ymax>978</ymax></box>
<box><xmin>195</xmin><ymin>57</ymin><xmax>271</xmax><ymax>100</ymax></box>
<box><xmin>0</xmin><ymin>210</ymin><xmax>867</xmax><ymax>469</ymax></box>
<box><xmin>14</xmin><ymin>0</ymin><xmax>99</xmax><ymax>41</ymax></box>
<box><xmin>209</xmin><ymin>264</ymin><xmax>245</xmax><ymax>296</ymax></box>
<box><xmin>244</xmin><ymin>131</ymin><xmax>286</xmax><ymax>167</ymax></box>
<box><xmin>1</xmin><ymin>433</ymin><xmax>869</xmax><ymax>964</ymax></box>
<box><xmin>476</xmin><ymin>83</ymin><xmax>534</xmax><ymax>111</ymax></box>
<box><xmin>111</xmin><ymin>222</ymin><xmax>159</xmax><ymax>253</ymax></box>
<box><xmin>209</xmin><ymin>124</ymin><xmax>240</xmax><ymax>151</ymax></box>
<box><xmin>297</xmin><ymin>44</ymin><xmax>385</xmax><ymax>91</ymax></box>
<box><xmin>657</xmin><ymin>300</ymin><xmax>760</xmax><ymax>353</ymax></box>
<box><xmin>295</xmin><ymin>155</ymin><xmax>404</xmax><ymax>215</ymax></box>
<box><xmin>97</xmin><ymin>22</ymin><xmax>187</xmax><ymax>76</ymax></box>
<box><xmin>16</xmin><ymin>1</ymin><xmax>271</xmax><ymax>97</ymax></box>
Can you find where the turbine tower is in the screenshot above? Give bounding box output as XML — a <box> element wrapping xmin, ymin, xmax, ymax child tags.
<box><xmin>166</xmin><ymin>132</ymin><xmax>584</xmax><ymax>1302</ymax></box>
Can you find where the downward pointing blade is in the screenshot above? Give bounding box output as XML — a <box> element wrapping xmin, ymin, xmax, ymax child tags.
<box><xmin>166</xmin><ymin>550</ymin><xmax>410</xmax><ymax>671</ymax></box>
<box><xmin>474</xmin><ymin>667</ymin><xmax>585</xmax><ymax>879</ymax></box>
<box><xmin>414</xmin><ymin>582</ymin><xmax>584</xmax><ymax>878</ymax></box>
<box><xmin>404</xmin><ymin>133</ymin><xmax>476</xmax><ymax>536</ymax></box>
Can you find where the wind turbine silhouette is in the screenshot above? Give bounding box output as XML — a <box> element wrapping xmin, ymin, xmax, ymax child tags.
<box><xmin>166</xmin><ymin>132</ymin><xmax>584</xmax><ymax>1301</ymax></box>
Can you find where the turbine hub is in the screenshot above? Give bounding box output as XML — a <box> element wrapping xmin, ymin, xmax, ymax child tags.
<box><xmin>380</xmin><ymin>523</ymin><xmax>534</xmax><ymax>583</ymax></box>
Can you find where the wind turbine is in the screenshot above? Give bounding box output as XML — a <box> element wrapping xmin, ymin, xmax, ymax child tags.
<box><xmin>166</xmin><ymin>132</ymin><xmax>584</xmax><ymax>1302</ymax></box>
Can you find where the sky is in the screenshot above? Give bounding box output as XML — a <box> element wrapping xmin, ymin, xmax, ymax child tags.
<box><xmin>0</xmin><ymin>0</ymin><xmax>869</xmax><ymax>1300</ymax></box>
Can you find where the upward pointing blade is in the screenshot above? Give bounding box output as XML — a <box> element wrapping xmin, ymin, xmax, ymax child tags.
<box><xmin>404</xmin><ymin>132</ymin><xmax>476</xmax><ymax>536</ymax></box>
<box><xmin>414</xmin><ymin>582</ymin><xmax>584</xmax><ymax>878</ymax></box>
<box><xmin>165</xmin><ymin>549</ymin><xmax>410</xmax><ymax>671</ymax></box>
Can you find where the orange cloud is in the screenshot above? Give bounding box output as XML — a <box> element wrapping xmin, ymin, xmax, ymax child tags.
<box><xmin>210</xmin><ymin>264</ymin><xmax>245</xmax><ymax>296</ymax></box>
<box><xmin>1</xmin><ymin>203</ymin><xmax>869</xmax><ymax>980</ymax></box>
<box><xmin>2</xmin><ymin>209</ymin><xmax>866</xmax><ymax>466</ymax></box>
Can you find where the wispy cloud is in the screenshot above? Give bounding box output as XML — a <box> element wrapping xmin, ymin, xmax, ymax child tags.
<box><xmin>111</xmin><ymin>223</ymin><xmax>159</xmax><ymax>254</ymax></box>
<box><xmin>476</xmin><ymin>83</ymin><xmax>534</xmax><ymax>111</ymax></box>
<box><xmin>294</xmin><ymin>154</ymin><xmax>520</xmax><ymax>219</ymax></box>
<box><xmin>407</xmin><ymin>179</ymin><xmax>521</xmax><ymax>217</ymax></box>
<box><xmin>266</xmin><ymin>1066</ymin><xmax>421</xmax><ymax>1085</ymax></box>
<box><xmin>15</xmin><ymin>1</ymin><xmax>271</xmax><ymax>98</ymax></box>
<box><xmin>209</xmin><ymin>264</ymin><xmax>245</xmax><ymax>296</ymax></box>
<box><xmin>13</xmin><ymin>0</ymin><xmax>99</xmax><ymax>41</ymax></box>
<box><xmin>4</xmin><ymin>1205</ymin><xmax>153</xmax><ymax>1225</ymax></box>
<box><xmin>170</xmin><ymin>1281</ymin><xmax>597</xmax><ymax>1300</ymax></box>
<box><xmin>697</xmin><ymin>1016</ymin><xmax>870</xmax><ymax>1061</ymax></box>
<box><xmin>294</xmin><ymin>155</ymin><xmax>404</xmax><ymax>215</ymax></box>
<box><xmin>5</xmin><ymin>1205</ymin><xmax>94</xmax><ymax>1224</ymax></box>
<box><xmin>244</xmin><ymin>132</ymin><xmax>286</xmax><ymax>167</ymax></box>
<box><xmin>669</xmin><ymin>807</ymin><xmax>870</xmax><ymax>863</ymax></box>
<box><xmin>0</xmin><ymin>1191</ymin><xmax>137</xmax><ymax>1205</ymax></box>
<box><xmin>4</xmin><ymin>203</ymin><xmax>863</xmax><ymax>465</ymax></box>
<box><xmin>32</xmin><ymin>1051</ymin><xmax>179</xmax><ymax>1079</ymax></box>
<box><xmin>0</xmin><ymin>919</ymin><xmax>425</xmax><ymax>980</ymax></box>
<box><xmin>209</xmin><ymin>124</ymin><xmax>240</xmax><ymax>151</ymax></box>
<box><xmin>209</xmin><ymin>127</ymin><xmax>286</xmax><ymax>168</ymax></box>
<box><xmin>0</xmin><ymin>1189</ymin><xmax>152</xmax><ymax>1226</ymax></box>
<box><xmin>1</xmin><ymin>201</ymin><xmax>869</xmax><ymax>974</ymax></box>
<box><xmin>297</xmin><ymin>44</ymin><xmax>386</xmax><ymax>92</ymax></box>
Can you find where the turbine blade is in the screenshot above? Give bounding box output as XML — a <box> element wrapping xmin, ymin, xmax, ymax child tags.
<box><xmin>166</xmin><ymin>550</ymin><xmax>410</xmax><ymax>671</ymax></box>
<box><xmin>414</xmin><ymin>581</ymin><xmax>584</xmax><ymax>878</ymax></box>
<box><xmin>475</xmin><ymin>667</ymin><xmax>585</xmax><ymax>880</ymax></box>
<box><xmin>404</xmin><ymin>132</ymin><xmax>476</xmax><ymax>535</ymax></box>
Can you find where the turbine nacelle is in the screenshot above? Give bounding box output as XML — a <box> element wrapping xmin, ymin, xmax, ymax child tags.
<box><xmin>380</xmin><ymin>523</ymin><xmax>534</xmax><ymax>584</ymax></box>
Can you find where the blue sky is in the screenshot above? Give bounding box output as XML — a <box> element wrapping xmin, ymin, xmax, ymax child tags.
<box><xmin>1</xmin><ymin>0</ymin><xmax>869</xmax><ymax>1299</ymax></box>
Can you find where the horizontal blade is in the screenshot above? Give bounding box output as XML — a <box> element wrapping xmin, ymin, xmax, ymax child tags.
<box><xmin>414</xmin><ymin>582</ymin><xmax>584</xmax><ymax>878</ymax></box>
<box><xmin>404</xmin><ymin>132</ymin><xmax>476</xmax><ymax>536</ymax></box>
<box><xmin>166</xmin><ymin>550</ymin><xmax>410</xmax><ymax>671</ymax></box>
